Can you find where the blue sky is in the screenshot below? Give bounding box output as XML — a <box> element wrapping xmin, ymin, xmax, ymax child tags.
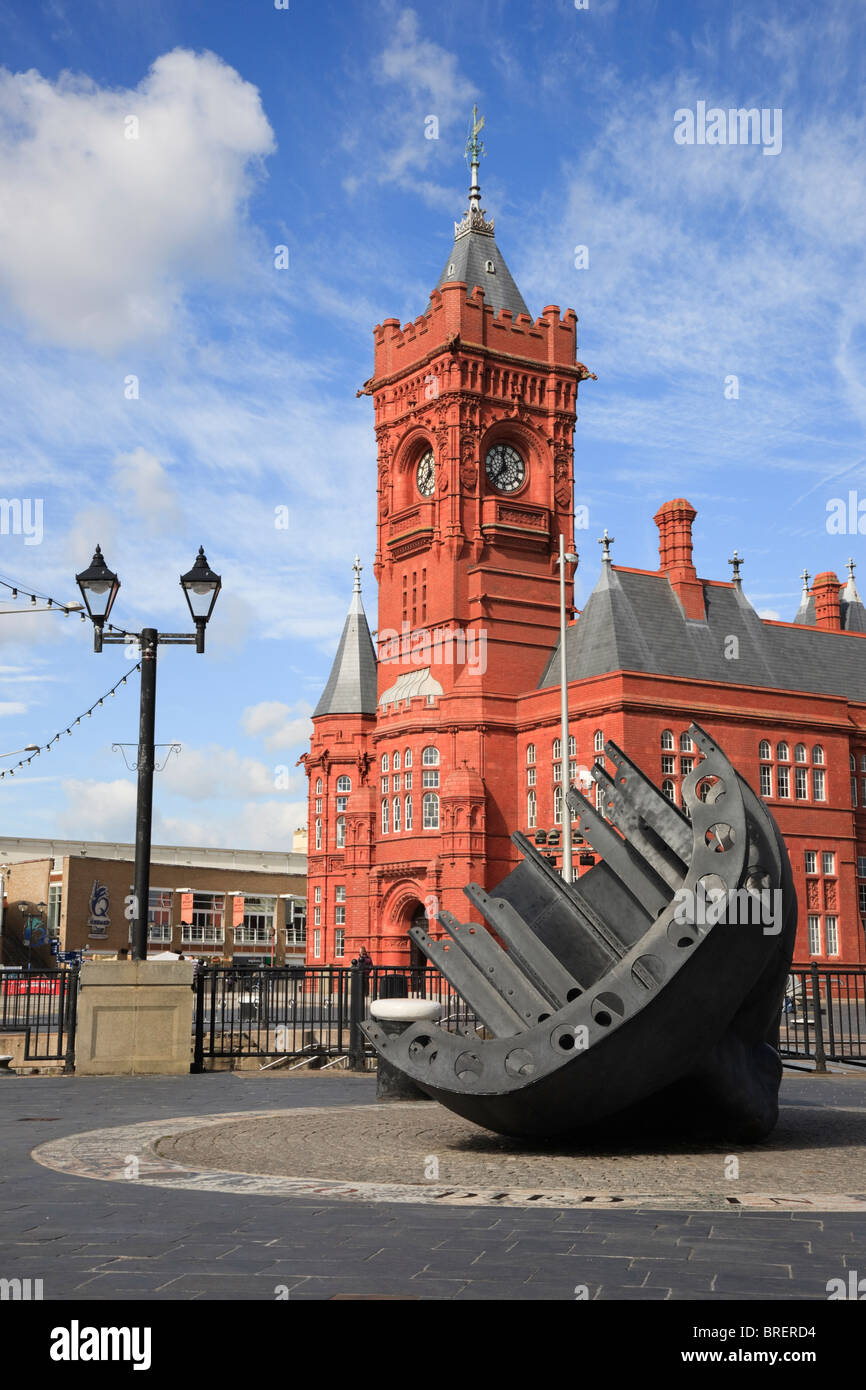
<box><xmin>0</xmin><ymin>0</ymin><xmax>864</xmax><ymax>848</ymax></box>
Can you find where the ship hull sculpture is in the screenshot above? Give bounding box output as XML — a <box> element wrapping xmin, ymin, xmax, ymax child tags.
<box><xmin>362</xmin><ymin>725</ymin><xmax>797</xmax><ymax>1141</ymax></box>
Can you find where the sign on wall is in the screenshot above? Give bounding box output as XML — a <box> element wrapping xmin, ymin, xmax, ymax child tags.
<box><xmin>87</xmin><ymin>879</ymin><xmax>110</xmax><ymax>938</ymax></box>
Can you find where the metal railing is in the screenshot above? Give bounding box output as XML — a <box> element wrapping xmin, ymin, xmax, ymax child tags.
<box><xmin>778</xmin><ymin>964</ymin><xmax>866</xmax><ymax>1069</ymax></box>
<box><xmin>191</xmin><ymin>964</ymin><xmax>480</xmax><ymax>1071</ymax></box>
<box><xmin>0</xmin><ymin>966</ymin><xmax>79</xmax><ymax>1066</ymax></box>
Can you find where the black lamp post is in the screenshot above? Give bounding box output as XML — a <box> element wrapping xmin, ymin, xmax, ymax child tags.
<box><xmin>76</xmin><ymin>546</ymin><xmax>221</xmax><ymax>962</ymax></box>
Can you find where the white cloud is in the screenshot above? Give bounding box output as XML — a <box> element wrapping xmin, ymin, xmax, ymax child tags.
<box><xmin>0</xmin><ymin>700</ymin><xmax>27</xmax><ymax>715</ymax></box>
<box><xmin>159</xmin><ymin>744</ymin><xmax>288</xmax><ymax>802</ymax></box>
<box><xmin>242</xmin><ymin>699</ymin><xmax>314</xmax><ymax>750</ymax></box>
<box><xmin>112</xmin><ymin>448</ymin><xmax>182</xmax><ymax>533</ymax></box>
<box><xmin>58</xmin><ymin>776</ymin><xmax>136</xmax><ymax>839</ymax></box>
<box><xmin>0</xmin><ymin>49</ymin><xmax>275</xmax><ymax>351</ymax></box>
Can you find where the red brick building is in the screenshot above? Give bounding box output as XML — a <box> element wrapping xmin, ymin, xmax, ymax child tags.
<box><xmin>303</xmin><ymin>136</ymin><xmax>866</xmax><ymax>972</ymax></box>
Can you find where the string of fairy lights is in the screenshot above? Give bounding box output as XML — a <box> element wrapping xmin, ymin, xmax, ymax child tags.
<box><xmin>0</xmin><ymin>663</ymin><xmax>141</xmax><ymax>780</ymax></box>
<box><xmin>0</xmin><ymin>568</ymin><xmax>142</xmax><ymax>781</ymax></box>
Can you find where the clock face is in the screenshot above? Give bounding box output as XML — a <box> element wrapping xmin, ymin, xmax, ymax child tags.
<box><xmin>416</xmin><ymin>449</ymin><xmax>435</xmax><ymax>497</ymax></box>
<box><xmin>485</xmin><ymin>443</ymin><xmax>526</xmax><ymax>493</ymax></box>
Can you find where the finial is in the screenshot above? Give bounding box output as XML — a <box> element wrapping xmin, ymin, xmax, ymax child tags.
<box><xmin>455</xmin><ymin>107</ymin><xmax>494</xmax><ymax>239</ymax></box>
<box><xmin>352</xmin><ymin>555</ymin><xmax>362</xmax><ymax>593</ymax></box>
<box><xmin>800</xmin><ymin>567</ymin><xmax>811</xmax><ymax>592</ymax></box>
<box><xmin>728</xmin><ymin>549</ymin><xmax>743</xmax><ymax>582</ymax></box>
<box><xmin>598</xmin><ymin>528</ymin><xmax>614</xmax><ymax>563</ymax></box>
<box><xmin>847</xmin><ymin>557</ymin><xmax>856</xmax><ymax>581</ymax></box>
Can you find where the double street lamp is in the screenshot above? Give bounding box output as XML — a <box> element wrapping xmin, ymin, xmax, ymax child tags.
<box><xmin>75</xmin><ymin>546</ymin><xmax>221</xmax><ymax>962</ymax></box>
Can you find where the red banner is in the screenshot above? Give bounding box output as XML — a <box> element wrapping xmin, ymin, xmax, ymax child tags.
<box><xmin>232</xmin><ymin>894</ymin><xmax>245</xmax><ymax>927</ymax></box>
<box><xmin>179</xmin><ymin>891</ymin><xmax>193</xmax><ymax>924</ymax></box>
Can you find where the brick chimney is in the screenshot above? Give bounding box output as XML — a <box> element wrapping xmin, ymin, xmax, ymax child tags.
<box><xmin>653</xmin><ymin>498</ymin><xmax>705</xmax><ymax>620</ymax></box>
<box><xmin>811</xmin><ymin>571</ymin><xmax>842</xmax><ymax>631</ymax></box>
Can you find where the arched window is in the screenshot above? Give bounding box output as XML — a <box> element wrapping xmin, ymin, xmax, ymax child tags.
<box><xmin>776</xmin><ymin>741</ymin><xmax>789</xmax><ymax>761</ymax></box>
<box><xmin>526</xmin><ymin>743</ymin><xmax>536</xmax><ymax>765</ymax></box>
<box><xmin>795</xmin><ymin>744</ymin><xmax>807</xmax><ymax>764</ymax></box>
<box><xmin>405</xmin><ymin>795</ymin><xmax>413</xmax><ymax>831</ymax></box>
<box><xmin>336</xmin><ymin>775</ymin><xmax>351</xmax><ymax>793</ymax></box>
<box><xmin>759</xmin><ymin>740</ymin><xmax>771</xmax><ymax>760</ymax></box>
<box><xmin>812</xmin><ymin>745</ymin><xmax>825</xmax><ymax>765</ymax></box>
<box><xmin>381</xmin><ymin>753</ymin><xmax>389</xmax><ymax>773</ymax></box>
<box><xmin>661</xmin><ymin>729</ymin><xmax>674</xmax><ymax>751</ymax></box>
<box><xmin>392</xmin><ymin>797</ymin><xmax>401</xmax><ymax>833</ymax></box>
<box><xmin>381</xmin><ymin>799</ymin><xmax>389</xmax><ymax>834</ymax></box>
<box><xmin>422</xmin><ymin>792</ymin><xmax>439</xmax><ymax>829</ymax></box>
<box><xmin>554</xmin><ymin>785</ymin><xmax>563</xmax><ymax>825</ymax></box>
<box><xmin>851</xmin><ymin>753</ymin><xmax>856</xmax><ymax>772</ymax></box>
<box><xmin>315</xmin><ymin>819</ymin><xmax>322</xmax><ymax>851</ymax></box>
<box><xmin>316</xmin><ymin>778</ymin><xmax>322</xmax><ymax>794</ymax></box>
<box><xmin>679</xmin><ymin>732</ymin><xmax>693</xmax><ymax>752</ymax></box>
<box><xmin>393</xmin><ymin>751</ymin><xmax>400</xmax><ymax>771</ymax></box>
<box><xmin>569</xmin><ymin>735</ymin><xmax>576</xmax><ymax>757</ymax></box>
<box><xmin>662</xmin><ymin>779</ymin><xmax>676</xmax><ymax>803</ymax></box>
<box><xmin>422</xmin><ymin>746</ymin><xmax>439</xmax><ymax>766</ymax></box>
<box><xmin>336</xmin><ymin>816</ymin><xmax>345</xmax><ymax>848</ymax></box>
<box><xmin>527</xmin><ymin>789</ymin><xmax>537</xmax><ymax>829</ymax></box>
<box><xmin>594</xmin><ymin>730</ymin><xmax>604</xmax><ymax>753</ymax></box>
<box><xmin>403</xmin><ymin>748</ymin><xmax>412</xmax><ymax>768</ymax></box>
<box><xmin>552</xmin><ymin>738</ymin><xmax>562</xmax><ymax>760</ymax></box>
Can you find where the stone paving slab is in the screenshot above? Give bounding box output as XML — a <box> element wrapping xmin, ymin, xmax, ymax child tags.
<box><xmin>0</xmin><ymin>1071</ymin><xmax>864</xmax><ymax>1300</ymax></box>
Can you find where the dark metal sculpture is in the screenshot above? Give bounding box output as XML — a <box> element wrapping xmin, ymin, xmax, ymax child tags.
<box><xmin>362</xmin><ymin>724</ymin><xmax>797</xmax><ymax>1140</ymax></box>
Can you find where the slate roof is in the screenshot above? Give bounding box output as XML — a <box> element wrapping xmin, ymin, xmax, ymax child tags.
<box><xmin>433</xmin><ymin>229</ymin><xmax>530</xmax><ymax>318</ymax></box>
<box><xmin>538</xmin><ymin>564</ymin><xmax>866</xmax><ymax>702</ymax></box>
<box><xmin>313</xmin><ymin>584</ymin><xmax>377</xmax><ymax>718</ymax></box>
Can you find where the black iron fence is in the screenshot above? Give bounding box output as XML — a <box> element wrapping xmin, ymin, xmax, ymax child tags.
<box><xmin>778</xmin><ymin>964</ymin><xmax>866</xmax><ymax>1068</ymax></box>
<box><xmin>0</xmin><ymin>966</ymin><xmax>79</xmax><ymax>1067</ymax></box>
<box><xmin>191</xmin><ymin>963</ymin><xmax>480</xmax><ymax>1071</ymax></box>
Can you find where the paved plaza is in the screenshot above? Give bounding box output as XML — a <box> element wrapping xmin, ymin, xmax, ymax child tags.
<box><xmin>0</xmin><ymin>1069</ymin><xmax>864</xmax><ymax>1300</ymax></box>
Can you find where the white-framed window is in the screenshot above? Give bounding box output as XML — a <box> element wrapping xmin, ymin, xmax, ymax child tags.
<box><xmin>553</xmin><ymin>784</ymin><xmax>563</xmax><ymax>825</ymax></box>
<box><xmin>822</xmin><ymin>851</ymin><xmax>835</xmax><ymax>875</ymax></box>
<box><xmin>812</xmin><ymin>745</ymin><xmax>825</xmax><ymax>765</ymax></box>
<box><xmin>315</xmin><ymin>798</ymin><xmax>322</xmax><ymax>814</ymax></box>
<box><xmin>234</xmin><ymin>923</ymin><xmax>272</xmax><ymax>945</ymax></box>
<box><xmin>795</xmin><ymin>743</ymin><xmax>807</xmax><ymax>763</ymax></box>
<box><xmin>805</xmin><ymin>850</ymin><xmax>817</xmax><ymax>874</ymax></box>
<box><xmin>526</xmin><ymin>743</ymin><xmax>536</xmax><ymax>764</ymax></box>
<box><xmin>569</xmin><ymin>735</ymin><xmax>576</xmax><ymax>757</ymax></box>
<box><xmin>393</xmin><ymin>751</ymin><xmax>401</xmax><ymax>771</ymax></box>
<box><xmin>382</xmin><ymin>799</ymin><xmax>389</xmax><ymax>833</ymax></box>
<box><xmin>148</xmin><ymin>888</ymin><xmax>172</xmax><ymax>931</ymax></box>
<box><xmin>552</xmin><ymin>738</ymin><xmax>562</xmax><ymax>760</ymax></box>
<box><xmin>859</xmin><ymin>883</ymin><xmax>866</xmax><ymax>921</ymax></box>
<box><xmin>238</xmin><ymin>895</ymin><xmax>276</xmax><ymax>946</ymax></box>
<box><xmin>679</xmin><ymin>732</ymin><xmax>693</xmax><ymax>752</ymax></box>
<box><xmin>336</xmin><ymin>795</ymin><xmax>348</xmax><ymax>814</ymax></box>
<box><xmin>861</xmin><ymin>754</ymin><xmax>866</xmax><ymax>773</ymax></box>
<box><xmin>336</xmin><ymin>816</ymin><xmax>346</xmax><ymax>848</ymax></box>
<box><xmin>777</xmin><ymin>766</ymin><xmax>790</xmax><ymax>798</ymax></box>
<box><xmin>316</xmin><ymin>778</ymin><xmax>322</xmax><ymax>794</ymax></box>
<box><xmin>813</xmin><ymin>768</ymin><xmax>826</xmax><ymax>801</ymax></box>
<box><xmin>314</xmin><ymin>906</ymin><xmax>321</xmax><ymax>926</ymax></box>
<box><xmin>334</xmin><ymin>929</ymin><xmax>345</xmax><ymax>959</ymax></box>
<box><xmin>47</xmin><ymin>882</ymin><xmax>62</xmax><ymax>938</ymax></box>
<box><xmin>760</xmin><ymin>766</ymin><xmax>772</xmax><ymax>797</ymax></box>
<box><xmin>184</xmin><ymin>892</ymin><xmax>224</xmax><ymax>944</ymax></box>
<box><xmin>381</xmin><ymin>776</ymin><xmax>389</xmax><ymax>794</ymax></box>
<box><xmin>681</xmin><ymin>757</ymin><xmax>694</xmax><ymax>777</ymax></box>
<box><xmin>795</xmin><ymin>767</ymin><xmax>808</xmax><ymax>799</ymax></box>
<box><xmin>528</xmin><ymin>789</ymin><xmax>537</xmax><ymax>828</ymax></box>
<box><xmin>825</xmin><ymin>916</ymin><xmax>839</xmax><ymax>956</ymax></box>
<box><xmin>661</xmin><ymin>755</ymin><xmax>675</xmax><ymax>775</ymax></box>
<box><xmin>393</xmin><ymin>796</ymin><xmax>401</xmax><ymax>832</ymax></box>
<box><xmin>569</xmin><ymin>760</ymin><xmax>577</xmax><ymax>784</ymax></box>
<box><xmin>335</xmin><ymin>905</ymin><xmax>345</xmax><ymax>925</ymax></box>
<box><xmin>527</xmin><ymin>766</ymin><xmax>536</xmax><ymax>786</ymax></box>
<box><xmin>423</xmin><ymin>768</ymin><xmax>439</xmax><ymax>788</ymax></box>
<box><xmin>777</xmin><ymin>741</ymin><xmax>789</xmax><ymax>761</ymax></box>
<box><xmin>315</xmin><ymin>819</ymin><xmax>322</xmax><ymax>851</ymax></box>
<box><xmin>661</xmin><ymin>729</ymin><xmax>675</xmax><ymax>751</ymax></box>
<box><xmin>381</xmin><ymin>753</ymin><xmax>389</xmax><ymax>772</ymax></box>
<box><xmin>286</xmin><ymin>901</ymin><xmax>306</xmax><ymax>947</ymax></box>
<box><xmin>392</xmin><ymin>773</ymin><xmax>400</xmax><ymax>791</ymax></box>
<box><xmin>861</xmin><ymin>776</ymin><xmax>866</xmax><ymax>804</ymax></box>
<box><xmin>313</xmin><ymin>929</ymin><xmax>321</xmax><ymax>959</ymax></box>
<box><xmin>314</xmin><ymin>886</ymin><xmax>322</xmax><ymax>903</ymax></box>
<box><xmin>405</xmin><ymin>795</ymin><xmax>413</xmax><ymax>831</ymax></box>
<box><xmin>336</xmin><ymin>775</ymin><xmax>351</xmax><ymax>793</ymax></box>
<box><xmin>594</xmin><ymin>729</ymin><xmax>604</xmax><ymax>753</ymax></box>
<box><xmin>807</xmin><ymin>915</ymin><xmax>821</xmax><ymax>955</ymax></box>
<box><xmin>758</xmin><ymin>739</ymin><xmax>771</xmax><ymax>760</ymax></box>
<box><xmin>148</xmin><ymin>923</ymin><xmax>171</xmax><ymax>943</ymax></box>
<box><xmin>858</xmin><ymin>856</ymin><xmax>866</xmax><ymax>877</ymax></box>
<box><xmin>422</xmin><ymin>746</ymin><xmax>439</xmax><ymax>765</ymax></box>
<box><xmin>404</xmin><ymin>748</ymin><xmax>413</xmax><ymax>767</ymax></box>
<box><xmin>335</xmin><ymin>886</ymin><xmax>345</xmax><ymax>903</ymax></box>
<box><xmin>404</xmin><ymin>771</ymin><xmax>413</xmax><ymax>789</ymax></box>
<box><xmin>553</xmin><ymin>762</ymin><xmax>562</xmax><ymax>783</ymax></box>
<box><xmin>662</xmin><ymin>779</ymin><xmax>676</xmax><ymax>803</ymax></box>
<box><xmin>422</xmin><ymin>792</ymin><xmax>439</xmax><ymax>829</ymax></box>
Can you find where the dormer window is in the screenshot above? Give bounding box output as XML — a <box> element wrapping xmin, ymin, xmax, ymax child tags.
<box><xmin>485</xmin><ymin>259</ymin><xmax>495</xmax><ymax>273</ymax></box>
<box><xmin>447</xmin><ymin>263</ymin><xmax>455</xmax><ymax>277</ymax></box>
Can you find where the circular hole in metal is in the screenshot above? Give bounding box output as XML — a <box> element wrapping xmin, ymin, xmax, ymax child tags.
<box><xmin>631</xmin><ymin>953</ymin><xmax>665</xmax><ymax>989</ymax></box>
<box><xmin>667</xmin><ymin>920</ymin><xmax>697</xmax><ymax>948</ymax></box>
<box><xmin>504</xmin><ymin>1048</ymin><xmax>536</xmax><ymax>1078</ymax></box>
<box><xmin>408</xmin><ymin>1035</ymin><xmax>432</xmax><ymax>1061</ymax></box>
<box><xmin>746</xmin><ymin>868</ymin><xmax>771</xmax><ymax>894</ymax></box>
<box><xmin>592</xmin><ymin>991</ymin><xmax>624</xmax><ymax>1021</ymax></box>
<box><xmin>566</xmin><ymin>987</ymin><xmax>581</xmax><ymax>1002</ymax></box>
<box><xmin>705</xmin><ymin>822</ymin><xmax>735</xmax><ymax>852</ymax></box>
<box><xmin>537</xmin><ymin>1012</ymin><xmax>550</xmax><ymax>1022</ymax></box>
<box><xmin>455</xmin><ymin>1051</ymin><xmax>483</xmax><ymax>1083</ymax></box>
<box><xmin>594</xmin><ymin>1010</ymin><xmax>612</xmax><ymax>1027</ymax></box>
<box><xmin>558</xmin><ymin>1033</ymin><xmax>575</xmax><ymax>1050</ymax></box>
